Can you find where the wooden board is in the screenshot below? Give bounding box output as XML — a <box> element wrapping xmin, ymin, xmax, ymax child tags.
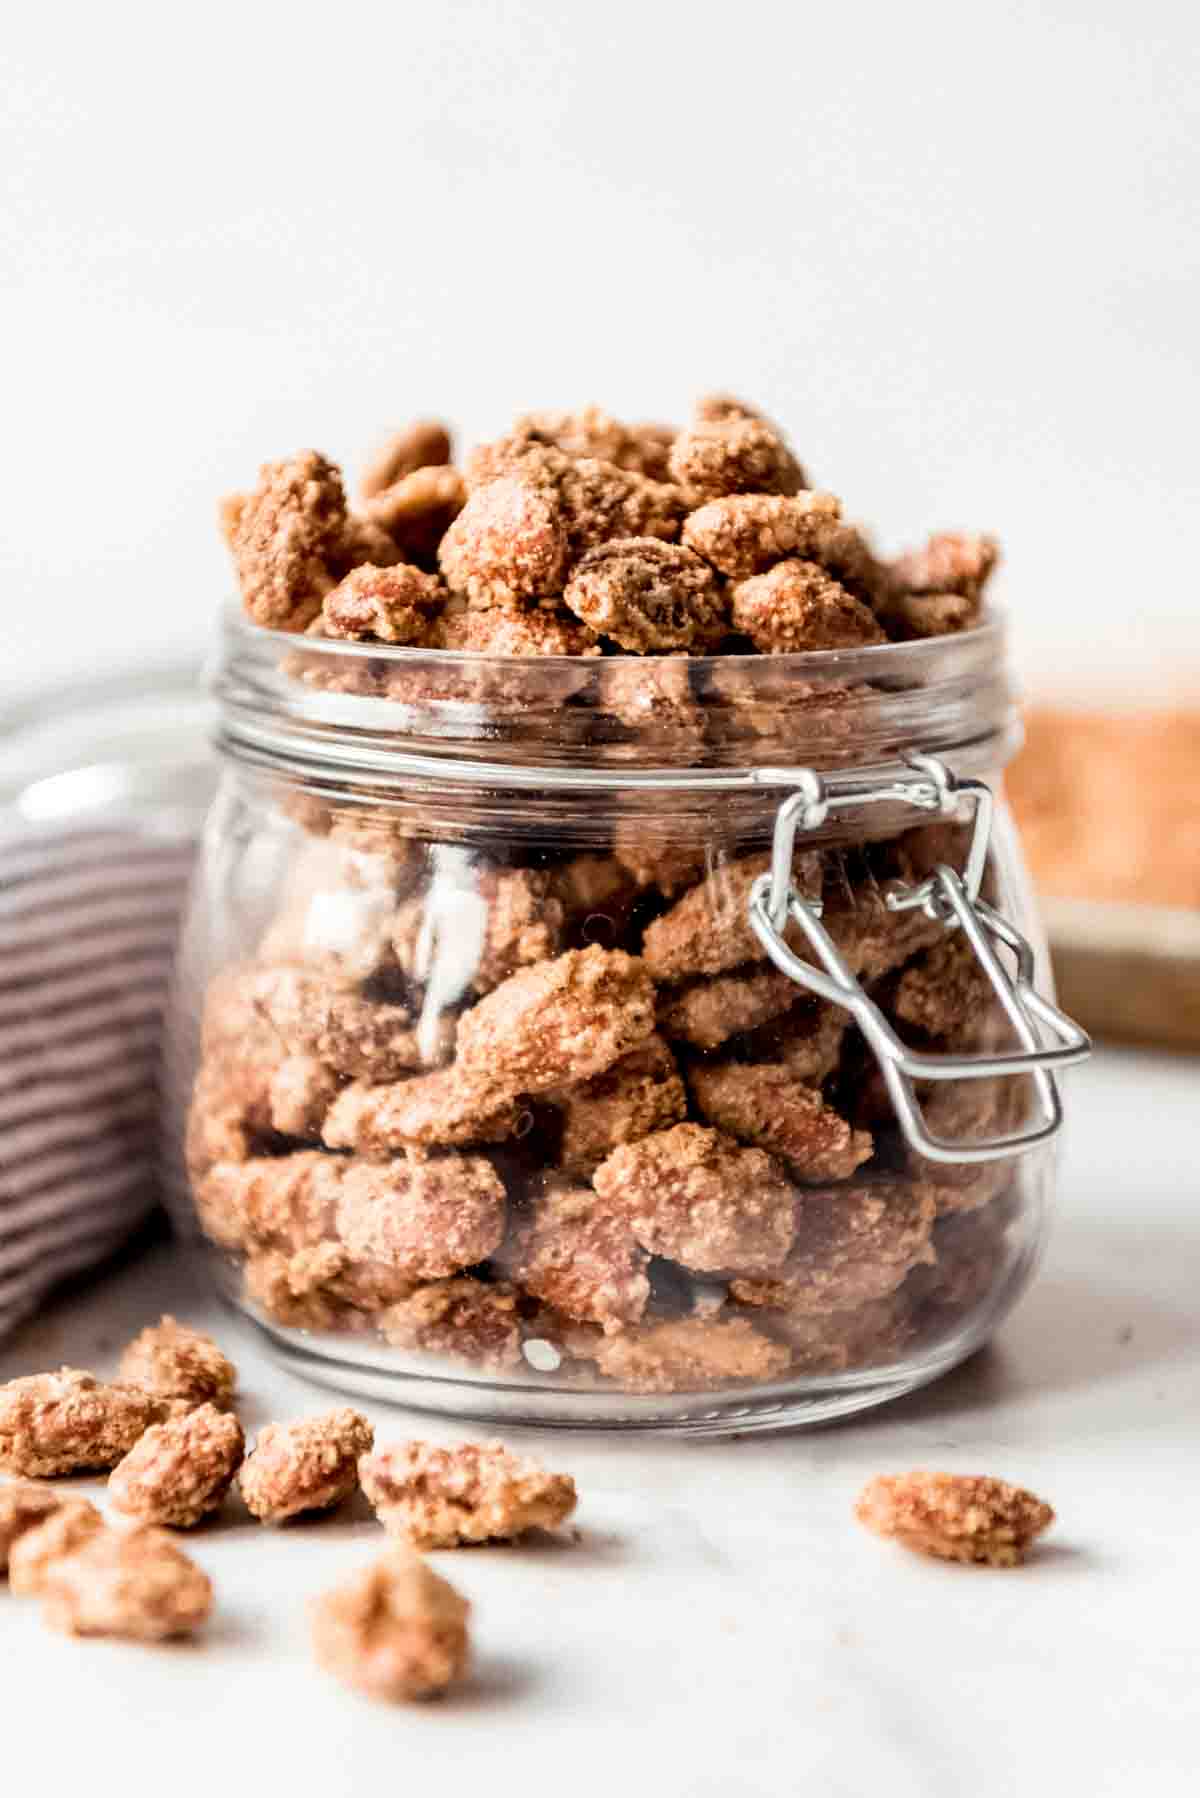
<box><xmin>1043</xmin><ymin>897</ymin><xmax>1200</xmax><ymax>1052</ymax></box>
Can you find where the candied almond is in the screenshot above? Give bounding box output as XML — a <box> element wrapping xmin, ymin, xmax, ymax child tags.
<box><xmin>550</xmin><ymin>1035</ymin><xmax>687</xmax><ymax>1176</ymax></box>
<box><xmin>640</xmin><ymin>850</ymin><xmax>823</xmax><ymax>982</ymax></box>
<box><xmin>439</xmin><ymin>473</ymin><xmax>570</xmax><ymax>607</ymax></box>
<box><xmin>889</xmin><ymin>531</ymin><xmax>999</xmax><ymax>601</ymax></box>
<box><xmin>505</xmin><ymin>1177</ymin><xmax>650</xmax><ymax>1332</ymax></box>
<box><xmin>681</xmin><ymin>491</ymin><xmax>843</xmax><ymax>580</ymax></box>
<box><xmin>321</xmin><ymin>562</ymin><xmax>445</xmax><ymax>643</ymax></box>
<box><xmin>268</xmin><ymin>1053</ymin><xmax>343</xmax><ymax>1139</ymax></box>
<box><xmin>0</xmin><ymin>1368</ymin><xmax>159</xmax><ymax>1478</ymax></box>
<box><xmin>193</xmin><ymin>1150</ymin><xmax>341</xmax><ymax>1255</ymax></box>
<box><xmin>731</xmin><ymin>1177</ymin><xmax>936</xmax><ymax>1315</ymax></box>
<box><xmin>109</xmin><ymin>1405</ymin><xmax>245</xmax><ymax>1530</ymax></box>
<box><xmin>239</xmin><ymin>1409</ymin><xmax>374</xmax><ymax>1523</ymax></box>
<box><xmin>0</xmin><ymin>1481</ymin><xmax>64</xmax><ymax>1574</ymax></box>
<box><xmin>118</xmin><ymin>1316</ymin><xmax>236</xmax><ymax>1413</ymax></box>
<box><xmin>669</xmin><ymin>415</ymin><xmax>805</xmax><ymax>504</ymax></box>
<box><xmin>658</xmin><ymin>965</ymin><xmax>799</xmax><ymax>1050</ymax></box>
<box><xmin>589</xmin><ymin>1316</ymin><xmax>790</xmax><ymax>1393</ymax></box>
<box><xmin>380</xmin><ymin>1279</ymin><xmax>523</xmax><ymax>1372</ymax></box>
<box><xmin>438</xmin><ymin>604</ymin><xmax>600</xmax><ymax>659</ymax></box>
<box><xmin>593</xmin><ymin>1123</ymin><xmax>797</xmax><ymax>1276</ymax></box>
<box><xmin>323</xmin><ymin>1068</ymin><xmax>519</xmax><ymax>1155</ymax></box>
<box><xmin>359</xmin><ymin>420</ymin><xmax>452</xmax><ymax>499</ymax></box>
<box><xmin>7</xmin><ymin>1499</ymin><xmax>104</xmax><ymax>1595</ymax></box>
<box><xmin>39</xmin><ymin>1524</ymin><xmax>213</xmax><ymax>1639</ymax></box>
<box><xmin>855</xmin><ymin>1470</ymin><xmax>1054</xmax><ymax>1566</ymax></box>
<box><xmin>730</xmin><ymin>559</ymin><xmax>885</xmax><ymax>654</ymax></box>
<box><xmin>334</xmin><ymin>1149</ymin><xmax>508</xmax><ymax>1280</ymax></box>
<box><xmin>687</xmin><ymin>1061</ymin><xmax>873</xmax><ymax>1182</ymax></box>
<box><xmin>456</xmin><ymin>945</ymin><xmax>657</xmax><ymax>1097</ymax></box>
<box><xmin>362</xmin><ymin>465</ymin><xmax>466</xmax><ymax>566</ymax></box>
<box><xmin>563</xmin><ymin>538</ymin><xmax>727</xmax><ymax>653</ymax></box>
<box><xmin>313</xmin><ymin>1549</ymin><xmax>471</xmax><ymax>1702</ymax></box>
<box><xmin>227</xmin><ymin>450</ymin><xmax>348</xmax><ymax>631</ymax></box>
<box><xmin>249</xmin><ymin>964</ymin><xmax>453</xmax><ymax>1079</ymax></box>
<box><xmin>599</xmin><ymin>659</ymin><xmax>707</xmax><ymax>754</ymax></box>
<box><xmin>359</xmin><ymin>1439</ymin><xmax>576</xmax><ymax>1548</ymax></box>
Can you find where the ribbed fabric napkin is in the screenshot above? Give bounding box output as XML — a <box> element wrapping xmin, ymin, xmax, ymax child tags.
<box><xmin>0</xmin><ymin>817</ymin><xmax>197</xmax><ymax>1341</ymax></box>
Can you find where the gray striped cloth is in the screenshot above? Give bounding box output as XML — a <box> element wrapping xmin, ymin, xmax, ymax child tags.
<box><xmin>0</xmin><ymin>816</ymin><xmax>197</xmax><ymax>1341</ymax></box>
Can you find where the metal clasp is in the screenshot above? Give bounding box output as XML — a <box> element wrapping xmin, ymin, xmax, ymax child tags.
<box><xmin>747</xmin><ymin>754</ymin><xmax>1091</xmax><ymax>1165</ymax></box>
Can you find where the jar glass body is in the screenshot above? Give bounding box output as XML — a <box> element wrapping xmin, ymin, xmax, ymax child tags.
<box><xmin>164</xmin><ymin>616</ymin><xmax>1059</xmax><ymax>1432</ymax></box>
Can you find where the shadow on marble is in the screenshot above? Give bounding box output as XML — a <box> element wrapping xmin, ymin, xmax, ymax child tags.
<box><xmin>449</xmin><ymin>1653</ymin><xmax>537</xmax><ymax>1709</ymax></box>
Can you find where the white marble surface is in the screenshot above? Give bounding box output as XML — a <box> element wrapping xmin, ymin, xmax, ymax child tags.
<box><xmin>2</xmin><ymin>1046</ymin><xmax>1197</xmax><ymax>1798</ymax></box>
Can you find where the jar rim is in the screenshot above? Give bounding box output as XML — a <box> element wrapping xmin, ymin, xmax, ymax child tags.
<box><xmin>213</xmin><ymin>605</ymin><xmax>1018</xmax><ymax>792</ymax></box>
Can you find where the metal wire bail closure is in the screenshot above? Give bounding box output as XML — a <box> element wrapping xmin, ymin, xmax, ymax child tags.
<box><xmin>747</xmin><ymin>754</ymin><xmax>1092</xmax><ymax>1165</ymax></box>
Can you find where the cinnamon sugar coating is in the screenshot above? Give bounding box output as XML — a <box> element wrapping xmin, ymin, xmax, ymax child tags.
<box><xmin>109</xmin><ymin>1405</ymin><xmax>245</xmax><ymax>1529</ymax></box>
<box><xmin>687</xmin><ymin>1061</ymin><xmax>873</xmax><ymax>1182</ymax></box>
<box><xmin>505</xmin><ymin>1178</ymin><xmax>650</xmax><ymax>1331</ymax></box>
<box><xmin>380</xmin><ymin>1279</ymin><xmax>523</xmax><ymax>1372</ymax></box>
<box><xmin>0</xmin><ymin>1481</ymin><xmax>64</xmax><ymax>1574</ymax></box>
<box><xmin>118</xmin><ymin>1317</ymin><xmax>237</xmax><ymax>1413</ymax></box>
<box><xmin>456</xmin><ymin>945</ymin><xmax>657</xmax><ymax>1097</ymax></box>
<box><xmin>362</xmin><ymin>465</ymin><xmax>466</xmax><ymax>566</ymax></box>
<box><xmin>439</xmin><ymin>473</ymin><xmax>571</xmax><ymax>606</ymax></box>
<box><xmin>879</xmin><ymin>589</ymin><xmax>980</xmax><ymax>640</ymax></box>
<box><xmin>359</xmin><ymin>1439</ymin><xmax>576</xmax><ymax>1548</ymax></box>
<box><xmin>324</xmin><ymin>1069</ymin><xmax>520</xmax><ymax>1154</ymax></box>
<box><xmin>658</xmin><ymin>966</ymin><xmax>800</xmax><ymax>1050</ymax></box>
<box><xmin>6</xmin><ymin>1499</ymin><xmax>103</xmax><ymax>1593</ymax></box>
<box><xmin>600</xmin><ymin>659</ymin><xmax>707</xmax><ymax>752</ymax></box>
<box><xmin>312</xmin><ymin>1549</ymin><xmax>471</xmax><ymax>1702</ymax></box>
<box><xmin>249</xmin><ymin>965</ymin><xmax>453</xmax><ymax>1078</ymax></box>
<box><xmin>893</xmin><ymin>932</ymin><xmax>1001</xmax><ymax>1048</ymax></box>
<box><xmin>731</xmin><ymin>1177</ymin><xmax>936</xmax><ymax>1314</ymax></box>
<box><xmin>890</xmin><ymin>531</ymin><xmax>999</xmax><ymax>600</ymax></box>
<box><xmin>438</xmin><ymin>603</ymin><xmax>600</xmax><ymax>659</ymax></box>
<box><xmin>611</xmin><ymin>815</ymin><xmax>707</xmax><ymax>897</ymax></box>
<box><xmin>335</xmin><ymin>1150</ymin><xmax>508</xmax><ymax>1279</ymax></box>
<box><xmin>593</xmin><ymin>1123</ymin><xmax>796</xmax><ymax>1276</ymax></box>
<box><xmin>681</xmin><ymin>490</ymin><xmax>843</xmax><ymax>579</ymax></box>
<box><xmin>588</xmin><ymin>1316</ymin><xmax>790</xmax><ymax>1392</ymax></box>
<box><xmin>239</xmin><ymin>1409</ymin><xmax>374</xmax><ymax>1522</ymax></box>
<box><xmin>563</xmin><ymin>538</ymin><xmax>726</xmax><ymax>652</ymax></box>
<box><xmin>506</xmin><ymin>406</ymin><xmax>675</xmax><ymax>479</ymax></box>
<box><xmin>242</xmin><ymin>1244</ymin><xmax>358</xmax><ymax>1333</ymax></box>
<box><xmin>39</xmin><ymin>1525</ymin><xmax>213</xmax><ymax>1638</ymax></box>
<box><xmin>641</xmin><ymin>850</ymin><xmax>823</xmax><ymax>982</ymax></box>
<box><xmin>0</xmin><ymin>1369</ymin><xmax>159</xmax><ymax>1477</ymax></box>
<box><xmin>769</xmin><ymin>1292</ymin><xmax>915</xmax><ymax>1372</ymax></box>
<box><xmin>320</xmin><ymin>562</ymin><xmax>446</xmax><ymax>643</ymax></box>
<box><xmin>551</xmin><ymin>1035</ymin><xmax>687</xmax><ymax>1175</ymax></box>
<box><xmin>227</xmin><ymin>451</ymin><xmax>349</xmax><ymax>630</ymax></box>
<box><xmin>740</xmin><ymin>999</ymin><xmax>849</xmax><ymax>1080</ymax></box>
<box><xmin>730</xmin><ymin>559</ymin><xmax>885</xmax><ymax>653</ymax></box>
<box><xmin>907</xmin><ymin>1079</ymin><xmax>1022</xmax><ymax>1214</ymax></box>
<box><xmin>359</xmin><ymin>420</ymin><xmax>452</xmax><ymax>499</ymax></box>
<box><xmin>193</xmin><ymin>1150</ymin><xmax>340</xmax><ymax>1254</ymax></box>
<box><xmin>669</xmin><ymin>415</ymin><xmax>805</xmax><ymax>504</ymax></box>
<box><xmin>855</xmin><ymin>1470</ymin><xmax>1053</xmax><ymax>1566</ymax></box>
<box><xmin>268</xmin><ymin>1054</ymin><xmax>343</xmax><ymax>1139</ymax></box>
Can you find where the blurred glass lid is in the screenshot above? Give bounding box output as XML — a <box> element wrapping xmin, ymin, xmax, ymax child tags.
<box><xmin>0</xmin><ymin>661</ymin><xmax>215</xmax><ymax>833</ymax></box>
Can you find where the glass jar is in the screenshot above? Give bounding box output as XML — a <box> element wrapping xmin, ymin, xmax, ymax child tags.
<box><xmin>163</xmin><ymin>612</ymin><xmax>1088</xmax><ymax>1432</ymax></box>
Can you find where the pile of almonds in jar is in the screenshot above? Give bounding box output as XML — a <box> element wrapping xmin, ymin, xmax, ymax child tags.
<box><xmin>193</xmin><ymin>396</ymin><xmax>1023</xmax><ymax>1396</ymax></box>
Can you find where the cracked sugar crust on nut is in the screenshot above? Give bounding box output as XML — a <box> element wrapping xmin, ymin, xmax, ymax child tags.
<box><xmin>109</xmin><ymin>1405</ymin><xmax>245</xmax><ymax>1529</ymax></box>
<box><xmin>731</xmin><ymin>1176</ymin><xmax>936</xmax><ymax>1315</ymax></box>
<box><xmin>39</xmin><ymin>1524</ymin><xmax>213</xmax><ymax>1639</ymax></box>
<box><xmin>687</xmin><ymin>1061</ymin><xmax>873</xmax><ymax>1182</ymax></box>
<box><xmin>334</xmin><ymin>1149</ymin><xmax>508</xmax><ymax>1280</ymax></box>
<box><xmin>669</xmin><ymin>415</ymin><xmax>806</xmax><ymax>504</ymax></box>
<box><xmin>313</xmin><ymin>1548</ymin><xmax>471</xmax><ymax>1703</ymax></box>
<box><xmin>588</xmin><ymin>1316</ymin><xmax>791</xmax><ymax>1393</ymax></box>
<box><xmin>379</xmin><ymin>1279</ymin><xmax>523</xmax><ymax>1372</ymax></box>
<box><xmin>730</xmin><ymin>558</ymin><xmax>886</xmax><ymax>654</ymax></box>
<box><xmin>225</xmin><ymin>450</ymin><xmax>349</xmax><ymax>630</ymax></box>
<box><xmin>681</xmin><ymin>490</ymin><xmax>843</xmax><ymax>580</ymax></box>
<box><xmin>0</xmin><ymin>1481</ymin><xmax>65</xmax><ymax>1574</ymax></box>
<box><xmin>563</xmin><ymin>537</ymin><xmax>727</xmax><ymax>652</ymax></box>
<box><xmin>0</xmin><ymin>1369</ymin><xmax>161</xmax><ymax>1478</ymax></box>
<box><xmin>550</xmin><ymin>1034</ymin><xmax>687</xmax><ymax>1176</ymax></box>
<box><xmin>658</xmin><ymin>966</ymin><xmax>804</xmax><ymax>1050</ymax></box>
<box><xmin>320</xmin><ymin>562</ymin><xmax>446</xmax><ymax>643</ymax></box>
<box><xmin>855</xmin><ymin>1470</ymin><xmax>1054</xmax><ymax>1567</ymax></box>
<box><xmin>503</xmin><ymin>1177</ymin><xmax>650</xmax><ymax>1332</ymax></box>
<box><xmin>323</xmin><ymin>1068</ymin><xmax>520</xmax><ymax>1155</ymax></box>
<box><xmin>239</xmin><ymin>1409</ymin><xmax>374</xmax><ymax>1523</ymax></box>
<box><xmin>455</xmin><ymin>945</ymin><xmax>657</xmax><ymax>1097</ymax></box>
<box><xmin>359</xmin><ymin>1439</ymin><xmax>577</xmax><ymax>1548</ymax></box>
<box><xmin>640</xmin><ymin>850</ymin><xmax>823</xmax><ymax>982</ymax></box>
<box><xmin>6</xmin><ymin>1498</ymin><xmax>104</xmax><ymax>1594</ymax></box>
<box><xmin>359</xmin><ymin>420</ymin><xmax>453</xmax><ymax>500</ymax></box>
<box><xmin>118</xmin><ymin>1316</ymin><xmax>237</xmax><ymax>1413</ymax></box>
<box><xmin>593</xmin><ymin>1123</ymin><xmax>797</xmax><ymax>1276</ymax></box>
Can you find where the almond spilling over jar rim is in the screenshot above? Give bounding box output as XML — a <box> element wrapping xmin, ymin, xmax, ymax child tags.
<box><xmin>164</xmin><ymin>394</ymin><xmax>1086</xmax><ymax>1432</ymax></box>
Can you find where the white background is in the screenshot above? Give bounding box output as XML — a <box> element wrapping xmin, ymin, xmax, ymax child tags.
<box><xmin>2</xmin><ymin>0</ymin><xmax>1199</xmax><ymax>704</ymax></box>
